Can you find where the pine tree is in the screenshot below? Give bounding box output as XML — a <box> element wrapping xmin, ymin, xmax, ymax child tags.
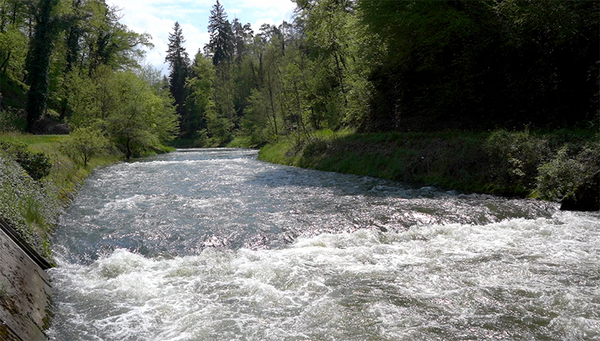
<box><xmin>206</xmin><ymin>0</ymin><xmax>234</xmax><ymax>66</ymax></box>
<box><xmin>165</xmin><ymin>21</ymin><xmax>190</xmax><ymax>136</ymax></box>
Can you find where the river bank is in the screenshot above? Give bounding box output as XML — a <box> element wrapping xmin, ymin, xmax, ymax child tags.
<box><xmin>258</xmin><ymin>129</ymin><xmax>599</xmax><ymax>206</ymax></box>
<box><xmin>47</xmin><ymin>149</ymin><xmax>598</xmax><ymax>340</ymax></box>
<box><xmin>0</xmin><ymin>133</ymin><xmax>122</xmax><ymax>340</ymax></box>
<box><xmin>0</xmin><ymin>131</ymin><xmax>178</xmax><ymax>339</ymax></box>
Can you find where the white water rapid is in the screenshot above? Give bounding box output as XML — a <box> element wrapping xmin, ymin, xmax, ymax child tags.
<box><xmin>48</xmin><ymin>149</ymin><xmax>599</xmax><ymax>340</ymax></box>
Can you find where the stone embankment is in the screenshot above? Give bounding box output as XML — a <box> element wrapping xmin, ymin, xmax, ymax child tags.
<box><xmin>0</xmin><ymin>218</ymin><xmax>52</xmax><ymax>341</ymax></box>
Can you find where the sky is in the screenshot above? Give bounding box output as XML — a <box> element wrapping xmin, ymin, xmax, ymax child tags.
<box><xmin>105</xmin><ymin>0</ymin><xmax>297</xmax><ymax>74</ymax></box>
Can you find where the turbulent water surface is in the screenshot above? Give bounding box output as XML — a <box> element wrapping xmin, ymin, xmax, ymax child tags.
<box><xmin>49</xmin><ymin>149</ymin><xmax>600</xmax><ymax>340</ymax></box>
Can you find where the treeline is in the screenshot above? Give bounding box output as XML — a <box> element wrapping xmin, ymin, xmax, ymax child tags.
<box><xmin>1</xmin><ymin>0</ymin><xmax>598</xmax><ymax>149</ymax></box>
<box><xmin>169</xmin><ymin>0</ymin><xmax>598</xmax><ymax>147</ymax></box>
<box><xmin>0</xmin><ymin>0</ymin><xmax>178</xmax><ymax>157</ymax></box>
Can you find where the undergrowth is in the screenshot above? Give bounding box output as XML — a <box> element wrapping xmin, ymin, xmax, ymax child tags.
<box><xmin>259</xmin><ymin>129</ymin><xmax>599</xmax><ymax>200</ymax></box>
<box><xmin>0</xmin><ymin>133</ymin><xmax>121</xmax><ymax>260</ymax></box>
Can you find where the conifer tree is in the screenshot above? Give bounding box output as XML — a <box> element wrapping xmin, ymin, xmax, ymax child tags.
<box><xmin>206</xmin><ymin>0</ymin><xmax>234</xmax><ymax>66</ymax></box>
<box><xmin>165</xmin><ymin>21</ymin><xmax>190</xmax><ymax>136</ymax></box>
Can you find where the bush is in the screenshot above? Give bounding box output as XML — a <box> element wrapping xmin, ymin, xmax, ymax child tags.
<box><xmin>61</xmin><ymin>126</ymin><xmax>110</xmax><ymax>167</ymax></box>
<box><xmin>485</xmin><ymin>130</ymin><xmax>549</xmax><ymax>194</ymax></box>
<box><xmin>536</xmin><ymin>142</ymin><xmax>600</xmax><ymax>200</ymax></box>
<box><xmin>0</xmin><ymin>141</ymin><xmax>51</xmax><ymax>180</ymax></box>
<box><xmin>0</xmin><ymin>107</ymin><xmax>27</xmax><ymax>132</ymax></box>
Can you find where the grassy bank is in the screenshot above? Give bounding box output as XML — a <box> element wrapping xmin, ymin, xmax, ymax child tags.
<box><xmin>0</xmin><ymin>133</ymin><xmax>121</xmax><ymax>260</ymax></box>
<box><xmin>258</xmin><ymin>129</ymin><xmax>600</xmax><ymax>200</ymax></box>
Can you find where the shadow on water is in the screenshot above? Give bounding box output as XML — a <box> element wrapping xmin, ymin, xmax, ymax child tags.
<box><xmin>245</xmin><ymin>165</ymin><xmax>427</xmax><ymax>197</ymax></box>
<box><xmin>49</xmin><ymin>149</ymin><xmax>597</xmax><ymax>341</ymax></box>
<box><xmin>53</xmin><ymin>149</ymin><xmax>558</xmax><ymax>265</ymax></box>
<box><xmin>246</xmin><ymin>166</ymin><xmax>558</xmax><ymax>222</ymax></box>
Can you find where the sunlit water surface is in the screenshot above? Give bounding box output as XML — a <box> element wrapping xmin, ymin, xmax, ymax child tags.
<box><xmin>48</xmin><ymin>149</ymin><xmax>600</xmax><ymax>340</ymax></box>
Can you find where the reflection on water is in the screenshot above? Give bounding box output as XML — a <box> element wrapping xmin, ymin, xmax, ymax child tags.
<box><xmin>49</xmin><ymin>149</ymin><xmax>599</xmax><ymax>340</ymax></box>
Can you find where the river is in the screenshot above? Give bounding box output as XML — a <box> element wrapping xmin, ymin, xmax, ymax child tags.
<box><xmin>48</xmin><ymin>149</ymin><xmax>600</xmax><ymax>340</ymax></box>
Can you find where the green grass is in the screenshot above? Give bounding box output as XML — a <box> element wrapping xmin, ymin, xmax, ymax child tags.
<box><xmin>0</xmin><ymin>132</ymin><xmax>123</xmax><ymax>259</ymax></box>
<box><xmin>0</xmin><ymin>133</ymin><xmax>69</xmax><ymax>149</ymax></box>
<box><xmin>227</xmin><ymin>135</ymin><xmax>265</xmax><ymax>148</ymax></box>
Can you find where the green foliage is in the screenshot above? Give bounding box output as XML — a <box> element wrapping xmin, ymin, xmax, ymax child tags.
<box><xmin>64</xmin><ymin>68</ymin><xmax>105</xmax><ymax>125</ymax></box>
<box><xmin>356</xmin><ymin>0</ymin><xmax>599</xmax><ymax>131</ymax></box>
<box><xmin>0</xmin><ymin>0</ymin><xmax>155</xmax><ymax>133</ymax></box>
<box><xmin>185</xmin><ymin>54</ymin><xmax>215</xmax><ymax>143</ymax></box>
<box><xmin>25</xmin><ymin>0</ymin><xmax>63</xmax><ymax>132</ymax></box>
<box><xmin>2</xmin><ymin>0</ymin><xmax>596</xmax><ymax>143</ymax></box>
<box><xmin>0</xmin><ymin>26</ymin><xmax>28</xmax><ymax>79</ymax></box>
<box><xmin>537</xmin><ymin>142</ymin><xmax>600</xmax><ymax>200</ymax></box>
<box><xmin>485</xmin><ymin>130</ymin><xmax>549</xmax><ymax>194</ymax></box>
<box><xmin>69</xmin><ymin>68</ymin><xmax>179</xmax><ymax>158</ymax></box>
<box><xmin>0</xmin><ymin>107</ymin><xmax>26</xmax><ymax>132</ymax></box>
<box><xmin>207</xmin><ymin>0</ymin><xmax>234</xmax><ymax>66</ymax></box>
<box><xmin>0</xmin><ymin>154</ymin><xmax>57</xmax><ymax>259</ymax></box>
<box><xmin>104</xmin><ymin>71</ymin><xmax>179</xmax><ymax>158</ymax></box>
<box><xmin>60</xmin><ymin>126</ymin><xmax>109</xmax><ymax>167</ymax></box>
<box><xmin>198</xmin><ymin>106</ymin><xmax>233</xmax><ymax>147</ymax></box>
<box><xmin>241</xmin><ymin>88</ymin><xmax>279</xmax><ymax>144</ymax></box>
<box><xmin>166</xmin><ymin>21</ymin><xmax>190</xmax><ymax>136</ymax></box>
<box><xmin>0</xmin><ymin>141</ymin><xmax>52</xmax><ymax>180</ymax></box>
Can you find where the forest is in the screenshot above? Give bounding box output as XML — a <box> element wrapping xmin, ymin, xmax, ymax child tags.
<box><xmin>0</xmin><ymin>0</ymin><xmax>598</xmax><ymax>150</ymax></box>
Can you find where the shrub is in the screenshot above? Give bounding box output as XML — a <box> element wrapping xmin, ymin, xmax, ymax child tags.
<box><xmin>0</xmin><ymin>141</ymin><xmax>51</xmax><ymax>180</ymax></box>
<box><xmin>0</xmin><ymin>107</ymin><xmax>26</xmax><ymax>132</ymax></box>
<box><xmin>61</xmin><ymin>126</ymin><xmax>110</xmax><ymax>167</ymax></box>
<box><xmin>537</xmin><ymin>142</ymin><xmax>600</xmax><ymax>200</ymax></box>
<box><xmin>485</xmin><ymin>130</ymin><xmax>549</xmax><ymax>194</ymax></box>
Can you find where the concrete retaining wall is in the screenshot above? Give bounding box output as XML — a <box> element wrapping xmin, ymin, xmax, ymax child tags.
<box><xmin>0</xmin><ymin>218</ymin><xmax>52</xmax><ymax>341</ymax></box>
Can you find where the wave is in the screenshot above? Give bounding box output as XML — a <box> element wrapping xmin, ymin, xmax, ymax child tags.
<box><xmin>49</xmin><ymin>212</ymin><xmax>600</xmax><ymax>340</ymax></box>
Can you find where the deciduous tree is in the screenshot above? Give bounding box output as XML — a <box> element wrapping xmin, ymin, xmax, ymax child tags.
<box><xmin>24</xmin><ymin>0</ymin><xmax>60</xmax><ymax>132</ymax></box>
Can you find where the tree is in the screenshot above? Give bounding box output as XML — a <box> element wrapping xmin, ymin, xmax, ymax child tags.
<box><xmin>185</xmin><ymin>53</ymin><xmax>214</xmax><ymax>142</ymax></box>
<box><xmin>206</xmin><ymin>0</ymin><xmax>234</xmax><ymax>67</ymax></box>
<box><xmin>356</xmin><ymin>0</ymin><xmax>599</xmax><ymax>131</ymax></box>
<box><xmin>105</xmin><ymin>71</ymin><xmax>178</xmax><ymax>158</ymax></box>
<box><xmin>63</xmin><ymin>0</ymin><xmax>87</xmax><ymax>73</ymax></box>
<box><xmin>0</xmin><ymin>0</ymin><xmax>29</xmax><ymax>35</ymax></box>
<box><xmin>231</xmin><ymin>18</ymin><xmax>253</xmax><ymax>64</ymax></box>
<box><xmin>61</xmin><ymin>125</ymin><xmax>109</xmax><ymax>167</ymax></box>
<box><xmin>0</xmin><ymin>25</ymin><xmax>27</xmax><ymax>77</ymax></box>
<box><xmin>85</xmin><ymin>1</ymin><xmax>152</xmax><ymax>75</ymax></box>
<box><xmin>24</xmin><ymin>0</ymin><xmax>60</xmax><ymax>132</ymax></box>
<box><xmin>204</xmin><ymin>1</ymin><xmax>236</xmax><ymax>140</ymax></box>
<box><xmin>290</xmin><ymin>0</ymin><xmax>355</xmax><ymax>131</ymax></box>
<box><xmin>67</xmin><ymin>67</ymin><xmax>178</xmax><ymax>158</ymax></box>
<box><xmin>165</xmin><ymin>21</ymin><xmax>190</xmax><ymax>136</ymax></box>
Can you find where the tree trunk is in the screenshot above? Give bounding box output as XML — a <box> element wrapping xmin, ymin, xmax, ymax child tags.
<box><xmin>125</xmin><ymin>137</ymin><xmax>132</xmax><ymax>159</ymax></box>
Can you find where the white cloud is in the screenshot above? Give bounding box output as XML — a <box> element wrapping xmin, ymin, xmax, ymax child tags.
<box><xmin>106</xmin><ymin>0</ymin><xmax>296</xmax><ymax>74</ymax></box>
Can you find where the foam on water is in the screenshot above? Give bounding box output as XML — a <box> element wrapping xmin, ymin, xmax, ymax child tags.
<box><xmin>50</xmin><ymin>211</ymin><xmax>600</xmax><ymax>340</ymax></box>
<box><xmin>49</xmin><ymin>149</ymin><xmax>597</xmax><ymax>340</ymax></box>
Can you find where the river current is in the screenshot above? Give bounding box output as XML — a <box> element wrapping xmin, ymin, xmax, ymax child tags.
<box><xmin>48</xmin><ymin>149</ymin><xmax>600</xmax><ymax>340</ymax></box>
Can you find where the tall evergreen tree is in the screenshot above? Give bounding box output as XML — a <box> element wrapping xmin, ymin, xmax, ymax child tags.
<box><xmin>165</xmin><ymin>21</ymin><xmax>190</xmax><ymax>136</ymax></box>
<box><xmin>231</xmin><ymin>18</ymin><xmax>253</xmax><ymax>64</ymax></box>
<box><xmin>206</xmin><ymin>0</ymin><xmax>234</xmax><ymax>66</ymax></box>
